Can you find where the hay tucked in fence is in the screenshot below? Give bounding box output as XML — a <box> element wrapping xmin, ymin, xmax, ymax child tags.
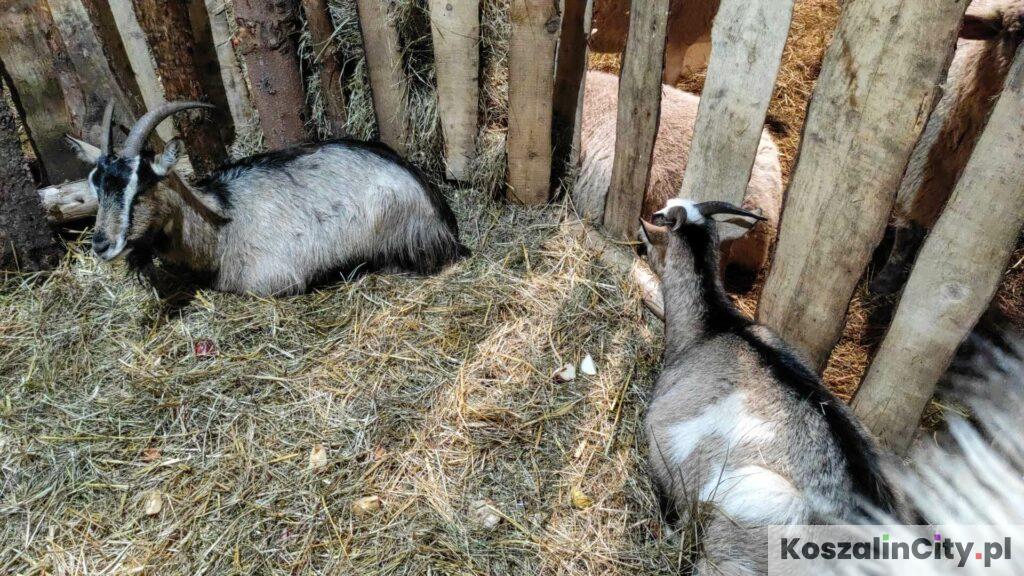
<box><xmin>0</xmin><ymin>194</ymin><xmax>689</xmax><ymax>574</ymax></box>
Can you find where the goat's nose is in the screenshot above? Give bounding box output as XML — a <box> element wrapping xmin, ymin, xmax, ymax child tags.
<box><xmin>92</xmin><ymin>233</ymin><xmax>110</xmax><ymax>255</ymax></box>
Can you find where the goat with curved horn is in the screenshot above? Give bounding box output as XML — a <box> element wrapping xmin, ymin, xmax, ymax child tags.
<box><xmin>121</xmin><ymin>101</ymin><xmax>216</xmax><ymax>157</ymax></box>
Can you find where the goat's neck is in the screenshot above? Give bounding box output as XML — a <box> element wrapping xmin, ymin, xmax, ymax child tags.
<box><xmin>153</xmin><ymin>178</ymin><xmax>220</xmax><ymax>271</ymax></box>
<box><xmin>661</xmin><ymin>224</ymin><xmax>741</xmax><ymax>357</ymax></box>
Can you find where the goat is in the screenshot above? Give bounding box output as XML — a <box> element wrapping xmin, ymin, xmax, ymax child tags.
<box><xmin>575</xmin><ymin>71</ymin><xmax>783</xmax><ymax>277</ymax></box>
<box><xmin>870</xmin><ymin>0</ymin><xmax>1024</xmax><ymax>295</ymax></box>
<box><xmin>644</xmin><ymin>198</ymin><xmax>903</xmax><ymax>575</ymax></box>
<box><xmin>65</xmin><ymin>102</ymin><xmax>465</xmax><ymax>296</ymax></box>
<box><xmin>589</xmin><ymin>0</ymin><xmax>720</xmax><ymax>84</ymax></box>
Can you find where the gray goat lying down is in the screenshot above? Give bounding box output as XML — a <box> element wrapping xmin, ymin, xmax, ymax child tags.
<box><xmin>66</xmin><ymin>102</ymin><xmax>465</xmax><ymax>296</ymax></box>
<box><xmin>642</xmin><ymin>199</ymin><xmax>903</xmax><ymax>575</ymax></box>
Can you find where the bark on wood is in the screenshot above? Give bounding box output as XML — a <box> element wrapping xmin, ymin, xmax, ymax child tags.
<box><xmin>602</xmin><ymin>0</ymin><xmax>670</xmax><ymax>240</ymax></box>
<box><xmin>233</xmin><ymin>0</ymin><xmax>308</xmax><ymax>149</ymax></box>
<box><xmin>202</xmin><ymin>0</ymin><xmax>256</xmax><ymax>132</ymax></box>
<box><xmin>44</xmin><ymin>0</ymin><xmax>138</xmax><ymax>147</ymax></box>
<box><xmin>678</xmin><ymin>0</ymin><xmax>795</xmax><ymax>206</ymax></box>
<box><xmin>507</xmin><ymin>0</ymin><xmax>560</xmax><ymax>204</ymax></box>
<box><xmin>565</xmin><ymin>218</ymin><xmax>665</xmax><ymax>320</ymax></box>
<box><xmin>76</xmin><ymin>0</ymin><xmax>148</xmax><ymax>119</ymax></box>
<box><xmin>0</xmin><ymin>0</ymin><xmax>82</xmax><ymax>183</ymax></box>
<box><xmin>188</xmin><ymin>0</ymin><xmax>235</xmax><ymax>143</ymax></box>
<box><xmin>108</xmin><ymin>0</ymin><xmax>175</xmax><ymax>142</ymax></box>
<box><xmin>131</xmin><ymin>0</ymin><xmax>228</xmax><ymax>176</ymax></box>
<box><xmin>428</xmin><ymin>0</ymin><xmax>479</xmax><ymax>181</ymax></box>
<box><xmin>852</xmin><ymin>44</ymin><xmax>1024</xmax><ymax>453</ymax></box>
<box><xmin>303</xmin><ymin>0</ymin><xmax>348</xmax><ymax>138</ymax></box>
<box><xmin>551</xmin><ymin>0</ymin><xmax>593</xmax><ymax>188</ymax></box>
<box><xmin>356</xmin><ymin>0</ymin><xmax>410</xmax><ymax>155</ymax></box>
<box><xmin>757</xmin><ymin>0</ymin><xmax>968</xmax><ymax>371</ymax></box>
<box><xmin>0</xmin><ymin>82</ymin><xmax>62</xmax><ymax>272</ymax></box>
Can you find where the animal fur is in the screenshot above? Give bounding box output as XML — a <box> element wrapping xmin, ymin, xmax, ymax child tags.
<box><xmin>575</xmin><ymin>71</ymin><xmax>783</xmax><ymax>275</ymax></box>
<box><xmin>645</xmin><ymin>199</ymin><xmax>902</xmax><ymax>575</ymax></box>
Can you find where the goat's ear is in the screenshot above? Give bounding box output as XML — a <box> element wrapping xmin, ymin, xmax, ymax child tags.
<box><xmin>960</xmin><ymin>10</ymin><xmax>1003</xmax><ymax>40</ymax></box>
<box><xmin>65</xmin><ymin>135</ymin><xmax>102</xmax><ymax>164</ymax></box>
<box><xmin>152</xmin><ymin>139</ymin><xmax>182</xmax><ymax>177</ymax></box>
<box><xmin>639</xmin><ymin>218</ymin><xmax>669</xmax><ymax>246</ymax></box>
<box><xmin>716</xmin><ymin>208</ymin><xmax>764</xmax><ymax>243</ymax></box>
<box><xmin>651</xmin><ymin>205</ymin><xmax>689</xmax><ymax>231</ymax></box>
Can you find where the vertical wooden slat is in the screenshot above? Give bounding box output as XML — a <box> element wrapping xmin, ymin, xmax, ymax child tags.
<box><xmin>852</xmin><ymin>44</ymin><xmax>1024</xmax><ymax>453</ymax></box>
<box><xmin>429</xmin><ymin>0</ymin><xmax>479</xmax><ymax>181</ymax></box>
<box><xmin>678</xmin><ymin>0</ymin><xmax>795</xmax><ymax>206</ymax></box>
<box><xmin>757</xmin><ymin>0</ymin><xmax>968</xmax><ymax>371</ymax></box>
<box><xmin>0</xmin><ymin>1</ymin><xmax>81</xmax><ymax>183</ymax></box>
<box><xmin>507</xmin><ymin>0</ymin><xmax>560</xmax><ymax>204</ymax></box>
<box><xmin>303</xmin><ymin>0</ymin><xmax>348</xmax><ymax>138</ymax></box>
<box><xmin>233</xmin><ymin>0</ymin><xmax>308</xmax><ymax>149</ymax></box>
<box><xmin>188</xmin><ymin>0</ymin><xmax>235</xmax><ymax>143</ymax></box>
<box><xmin>356</xmin><ymin>0</ymin><xmax>410</xmax><ymax>155</ymax></box>
<box><xmin>551</xmin><ymin>0</ymin><xmax>593</xmax><ymax>187</ymax></box>
<box><xmin>108</xmin><ymin>0</ymin><xmax>174</xmax><ymax>142</ymax></box>
<box><xmin>602</xmin><ymin>0</ymin><xmax>670</xmax><ymax>239</ymax></box>
<box><xmin>202</xmin><ymin>0</ymin><xmax>256</xmax><ymax>132</ymax></box>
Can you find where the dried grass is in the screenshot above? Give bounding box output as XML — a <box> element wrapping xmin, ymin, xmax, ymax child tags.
<box><xmin>0</xmin><ymin>195</ymin><xmax>692</xmax><ymax>574</ymax></box>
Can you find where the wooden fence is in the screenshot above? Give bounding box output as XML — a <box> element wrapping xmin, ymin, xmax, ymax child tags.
<box><xmin>2</xmin><ymin>0</ymin><xmax>1023</xmax><ymax>453</ymax></box>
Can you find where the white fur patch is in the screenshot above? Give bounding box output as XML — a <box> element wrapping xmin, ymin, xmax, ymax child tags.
<box><xmin>658</xmin><ymin>198</ymin><xmax>705</xmax><ymax>224</ymax></box>
<box><xmin>665</xmin><ymin>392</ymin><xmax>776</xmax><ymax>464</ymax></box>
<box><xmin>701</xmin><ymin>465</ymin><xmax>806</xmax><ymax>525</ymax></box>
<box><xmin>111</xmin><ymin>157</ymin><xmax>141</xmax><ymax>258</ymax></box>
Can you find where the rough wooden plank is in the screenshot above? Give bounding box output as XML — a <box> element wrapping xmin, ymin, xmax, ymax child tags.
<box><xmin>678</xmin><ymin>0</ymin><xmax>795</xmax><ymax>206</ymax></box>
<box><xmin>852</xmin><ymin>44</ymin><xmax>1024</xmax><ymax>453</ymax></box>
<box><xmin>551</xmin><ymin>0</ymin><xmax>593</xmax><ymax>187</ymax></box>
<box><xmin>303</xmin><ymin>0</ymin><xmax>348</xmax><ymax>138</ymax></box>
<box><xmin>188</xmin><ymin>0</ymin><xmax>235</xmax><ymax>143</ymax></box>
<box><xmin>0</xmin><ymin>1</ymin><xmax>82</xmax><ymax>183</ymax></box>
<box><xmin>429</xmin><ymin>0</ymin><xmax>479</xmax><ymax>180</ymax></box>
<box><xmin>757</xmin><ymin>0</ymin><xmax>968</xmax><ymax>371</ymax></box>
<box><xmin>234</xmin><ymin>0</ymin><xmax>308</xmax><ymax>149</ymax></box>
<box><xmin>507</xmin><ymin>0</ymin><xmax>560</xmax><ymax>204</ymax></box>
<box><xmin>202</xmin><ymin>0</ymin><xmax>256</xmax><ymax>132</ymax></box>
<box><xmin>602</xmin><ymin>0</ymin><xmax>670</xmax><ymax>240</ymax></box>
<box><xmin>38</xmin><ymin>179</ymin><xmax>96</xmax><ymax>223</ymax></box>
<box><xmin>0</xmin><ymin>80</ymin><xmax>62</xmax><ymax>272</ymax></box>
<box><xmin>356</xmin><ymin>0</ymin><xmax>409</xmax><ymax>155</ymax></box>
<box><xmin>108</xmin><ymin>0</ymin><xmax>175</xmax><ymax>142</ymax></box>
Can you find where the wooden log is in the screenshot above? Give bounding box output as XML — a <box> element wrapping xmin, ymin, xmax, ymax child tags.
<box><xmin>602</xmin><ymin>0</ymin><xmax>670</xmax><ymax>239</ymax></box>
<box><xmin>108</xmin><ymin>0</ymin><xmax>175</xmax><ymax>142</ymax></box>
<box><xmin>757</xmin><ymin>0</ymin><xmax>968</xmax><ymax>371</ymax></box>
<box><xmin>202</xmin><ymin>0</ymin><xmax>256</xmax><ymax>132</ymax></box>
<box><xmin>852</xmin><ymin>44</ymin><xmax>1024</xmax><ymax>453</ymax></box>
<box><xmin>131</xmin><ymin>0</ymin><xmax>228</xmax><ymax>176</ymax></box>
<box><xmin>551</xmin><ymin>0</ymin><xmax>593</xmax><ymax>187</ymax></box>
<box><xmin>507</xmin><ymin>0</ymin><xmax>560</xmax><ymax>204</ymax></box>
<box><xmin>38</xmin><ymin>180</ymin><xmax>96</xmax><ymax>223</ymax></box>
<box><xmin>428</xmin><ymin>0</ymin><xmax>479</xmax><ymax>180</ymax></box>
<box><xmin>0</xmin><ymin>81</ymin><xmax>62</xmax><ymax>272</ymax></box>
<box><xmin>356</xmin><ymin>0</ymin><xmax>410</xmax><ymax>155</ymax></box>
<box><xmin>303</xmin><ymin>0</ymin><xmax>348</xmax><ymax>138</ymax></box>
<box><xmin>44</xmin><ymin>0</ymin><xmax>138</xmax><ymax>146</ymax></box>
<box><xmin>233</xmin><ymin>0</ymin><xmax>308</xmax><ymax>149</ymax></box>
<box><xmin>0</xmin><ymin>0</ymin><xmax>82</xmax><ymax>183</ymax></box>
<box><xmin>678</xmin><ymin>0</ymin><xmax>795</xmax><ymax>206</ymax></box>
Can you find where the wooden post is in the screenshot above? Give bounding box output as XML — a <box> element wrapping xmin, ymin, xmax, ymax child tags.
<box><xmin>852</xmin><ymin>45</ymin><xmax>1024</xmax><ymax>453</ymax></box>
<box><xmin>0</xmin><ymin>81</ymin><xmax>62</xmax><ymax>272</ymax></box>
<box><xmin>303</xmin><ymin>0</ymin><xmax>348</xmax><ymax>138</ymax></box>
<box><xmin>130</xmin><ymin>0</ymin><xmax>228</xmax><ymax>176</ymax></box>
<box><xmin>108</xmin><ymin>0</ymin><xmax>175</xmax><ymax>142</ymax></box>
<box><xmin>202</xmin><ymin>0</ymin><xmax>256</xmax><ymax>132</ymax></box>
<box><xmin>602</xmin><ymin>0</ymin><xmax>670</xmax><ymax>240</ymax></box>
<box><xmin>678</xmin><ymin>0</ymin><xmax>795</xmax><ymax>206</ymax></box>
<box><xmin>188</xmin><ymin>0</ymin><xmax>235</xmax><ymax>144</ymax></box>
<box><xmin>507</xmin><ymin>0</ymin><xmax>560</xmax><ymax>204</ymax></box>
<box><xmin>428</xmin><ymin>0</ymin><xmax>479</xmax><ymax>181</ymax></box>
<box><xmin>757</xmin><ymin>0</ymin><xmax>968</xmax><ymax>371</ymax></box>
<box><xmin>234</xmin><ymin>0</ymin><xmax>308</xmax><ymax>149</ymax></box>
<box><xmin>0</xmin><ymin>0</ymin><xmax>82</xmax><ymax>183</ymax></box>
<box><xmin>356</xmin><ymin>0</ymin><xmax>410</xmax><ymax>155</ymax></box>
<box><xmin>551</xmin><ymin>0</ymin><xmax>593</xmax><ymax>187</ymax></box>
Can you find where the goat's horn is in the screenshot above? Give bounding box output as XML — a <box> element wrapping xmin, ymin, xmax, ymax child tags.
<box><xmin>100</xmin><ymin>101</ymin><xmax>115</xmax><ymax>155</ymax></box>
<box><xmin>122</xmin><ymin>101</ymin><xmax>216</xmax><ymax>157</ymax></box>
<box><xmin>695</xmin><ymin>201</ymin><xmax>767</xmax><ymax>221</ymax></box>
